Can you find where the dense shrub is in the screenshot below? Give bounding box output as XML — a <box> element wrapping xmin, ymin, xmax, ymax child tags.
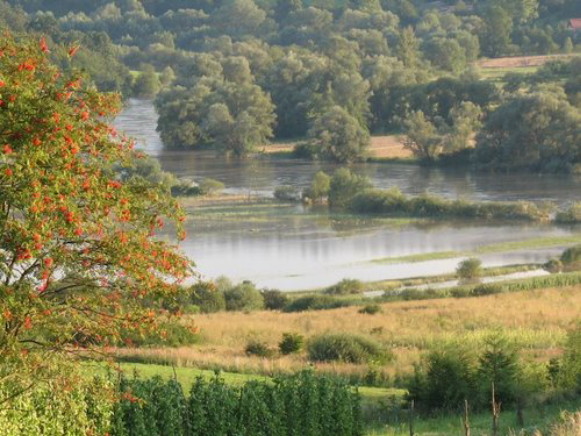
<box><xmin>261</xmin><ymin>289</ymin><xmax>289</xmax><ymax>310</ymax></box>
<box><xmin>190</xmin><ymin>282</ymin><xmax>226</xmax><ymax>313</ymax></box>
<box><xmin>199</xmin><ymin>178</ymin><xmax>225</xmax><ymax>196</ymax></box>
<box><xmin>279</xmin><ymin>332</ymin><xmax>304</xmax><ymax>355</ymax></box>
<box><xmin>224</xmin><ymin>282</ymin><xmax>265</xmax><ymax>312</ymax></box>
<box><xmin>114</xmin><ymin>372</ymin><xmax>362</xmax><ymax>436</ymax></box>
<box><xmin>358</xmin><ymin>304</ymin><xmax>382</xmax><ymax>314</ymax></box>
<box><xmin>560</xmin><ymin>245</ymin><xmax>581</xmax><ymax>271</ymax></box>
<box><xmin>307</xmin><ymin>333</ymin><xmax>391</xmax><ymax>364</ymax></box>
<box><xmin>456</xmin><ymin>258</ymin><xmax>483</xmax><ymax>281</ymax></box>
<box><xmin>245</xmin><ymin>340</ymin><xmax>275</xmax><ymax>358</ymax></box>
<box><xmin>408</xmin><ymin>349</ymin><xmax>476</xmax><ymax>412</ymax></box>
<box><xmin>558</xmin><ymin>324</ymin><xmax>581</xmax><ymax>393</ymax></box>
<box><xmin>120</xmin><ymin>320</ymin><xmax>201</xmax><ymax>347</ymax></box>
<box><xmin>348</xmin><ymin>189</ymin><xmax>550</xmax><ymax>221</ymax></box>
<box><xmin>555</xmin><ymin>203</ymin><xmax>581</xmax><ymax>224</ymax></box>
<box><xmin>470</xmin><ymin>283</ymin><xmax>504</xmax><ymax>296</ymax></box>
<box><xmin>0</xmin><ymin>376</ymin><xmax>114</xmax><ymax>436</ymax></box>
<box><xmin>274</xmin><ymin>185</ymin><xmax>301</xmax><ymax>202</ymax></box>
<box><xmin>326</xmin><ymin>278</ymin><xmax>365</xmax><ymax>295</ymax></box>
<box><xmin>283</xmin><ymin>295</ymin><xmax>353</xmax><ymax>312</ymax></box>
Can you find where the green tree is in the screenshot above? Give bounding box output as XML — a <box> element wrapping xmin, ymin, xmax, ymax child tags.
<box><xmin>307</xmin><ymin>106</ymin><xmax>370</xmax><ymax>163</ymax></box>
<box><xmin>475</xmin><ymin>89</ymin><xmax>581</xmax><ymax>172</ymax></box>
<box><xmin>305</xmin><ymin>170</ymin><xmax>331</xmax><ymax>202</ymax></box>
<box><xmin>480</xmin><ymin>5</ymin><xmax>513</xmax><ymax>57</ymax></box>
<box><xmin>190</xmin><ymin>282</ymin><xmax>226</xmax><ymax>313</ymax></box>
<box><xmin>456</xmin><ymin>258</ymin><xmax>483</xmax><ymax>281</ymax></box>
<box><xmin>224</xmin><ymin>282</ymin><xmax>265</xmax><ymax>311</ymax></box>
<box><xmin>0</xmin><ymin>35</ymin><xmax>192</xmax><ymax>392</ymax></box>
<box><xmin>477</xmin><ymin>336</ymin><xmax>520</xmax><ymax>408</ymax></box>
<box><xmin>328</xmin><ymin>168</ymin><xmax>372</xmax><ymax>209</ymax></box>
<box><xmin>396</xmin><ymin>26</ymin><xmax>420</xmax><ymax>68</ymax></box>
<box><xmin>133</xmin><ymin>64</ymin><xmax>161</xmax><ymax>98</ymax></box>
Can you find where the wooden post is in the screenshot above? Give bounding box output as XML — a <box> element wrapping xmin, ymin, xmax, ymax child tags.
<box><xmin>463</xmin><ymin>399</ymin><xmax>471</xmax><ymax>436</ymax></box>
<box><xmin>491</xmin><ymin>382</ymin><xmax>501</xmax><ymax>436</ymax></box>
<box><xmin>408</xmin><ymin>399</ymin><xmax>415</xmax><ymax>436</ymax></box>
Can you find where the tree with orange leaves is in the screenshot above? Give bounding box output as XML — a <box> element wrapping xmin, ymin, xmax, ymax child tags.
<box><xmin>0</xmin><ymin>34</ymin><xmax>194</xmax><ymax>379</ymax></box>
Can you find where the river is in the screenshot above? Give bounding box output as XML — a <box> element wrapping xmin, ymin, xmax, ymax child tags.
<box><xmin>114</xmin><ymin>99</ymin><xmax>581</xmax><ymax>290</ymax></box>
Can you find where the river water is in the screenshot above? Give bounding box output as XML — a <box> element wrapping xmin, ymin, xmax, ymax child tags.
<box><xmin>114</xmin><ymin>99</ymin><xmax>581</xmax><ymax>290</ymax></box>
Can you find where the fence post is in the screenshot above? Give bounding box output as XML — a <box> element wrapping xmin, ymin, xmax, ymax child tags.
<box><xmin>408</xmin><ymin>399</ymin><xmax>415</xmax><ymax>436</ymax></box>
<box><xmin>491</xmin><ymin>382</ymin><xmax>501</xmax><ymax>436</ymax></box>
<box><xmin>463</xmin><ymin>399</ymin><xmax>471</xmax><ymax>436</ymax></box>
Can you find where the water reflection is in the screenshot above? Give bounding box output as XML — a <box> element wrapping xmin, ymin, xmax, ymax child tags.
<box><xmin>115</xmin><ymin>99</ymin><xmax>581</xmax><ymax>290</ymax></box>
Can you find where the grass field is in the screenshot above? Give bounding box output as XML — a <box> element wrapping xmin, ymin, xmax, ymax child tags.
<box><xmin>115</xmin><ymin>286</ymin><xmax>580</xmax><ymax>382</ymax></box>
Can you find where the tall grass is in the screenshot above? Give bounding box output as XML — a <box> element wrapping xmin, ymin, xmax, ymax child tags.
<box><xmin>115</xmin><ymin>286</ymin><xmax>581</xmax><ymax>382</ymax></box>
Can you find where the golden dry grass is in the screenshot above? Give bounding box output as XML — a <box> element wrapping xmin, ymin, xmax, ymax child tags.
<box><xmin>117</xmin><ymin>286</ymin><xmax>580</xmax><ymax>379</ymax></box>
<box><xmin>259</xmin><ymin>135</ymin><xmax>412</xmax><ymax>159</ymax></box>
<box><xmin>477</xmin><ymin>54</ymin><xmax>575</xmax><ymax>69</ymax></box>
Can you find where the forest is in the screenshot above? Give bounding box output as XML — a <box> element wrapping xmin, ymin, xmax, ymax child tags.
<box><xmin>1</xmin><ymin>0</ymin><xmax>579</xmax><ymax>170</ymax></box>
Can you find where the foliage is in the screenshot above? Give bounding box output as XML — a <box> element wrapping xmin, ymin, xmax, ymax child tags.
<box><xmin>282</xmin><ymin>294</ymin><xmax>355</xmax><ymax>312</ymax></box>
<box><xmin>409</xmin><ymin>348</ymin><xmax>476</xmax><ymax>412</ymax></box>
<box><xmin>190</xmin><ymin>282</ymin><xmax>226</xmax><ymax>313</ymax></box>
<box><xmin>476</xmin><ymin>336</ymin><xmax>521</xmax><ymax>407</ymax></box>
<box><xmin>303</xmin><ymin>170</ymin><xmax>331</xmax><ymax>203</ymax></box>
<box><xmin>0</xmin><ymin>374</ymin><xmax>114</xmax><ymax>436</ymax></box>
<box><xmin>560</xmin><ymin>244</ymin><xmax>581</xmax><ymax>271</ymax></box>
<box><xmin>198</xmin><ymin>178</ymin><xmax>225</xmax><ymax>196</ymax></box>
<box><xmin>475</xmin><ymin>89</ymin><xmax>581</xmax><ymax>173</ymax></box>
<box><xmin>306</xmin><ymin>106</ymin><xmax>370</xmax><ymax>163</ymax></box>
<box><xmin>114</xmin><ymin>371</ymin><xmax>362</xmax><ymax>436</ymax></box>
<box><xmin>307</xmin><ymin>333</ymin><xmax>391</xmax><ymax>364</ymax></box>
<box><xmin>274</xmin><ymin>185</ymin><xmax>301</xmax><ymax>202</ymax></box>
<box><xmin>358</xmin><ymin>304</ymin><xmax>382</xmax><ymax>315</ymax></box>
<box><xmin>325</xmin><ymin>278</ymin><xmax>365</xmax><ymax>295</ymax></box>
<box><xmin>558</xmin><ymin>324</ymin><xmax>581</xmax><ymax>393</ymax></box>
<box><xmin>555</xmin><ymin>203</ymin><xmax>581</xmax><ymax>224</ymax></box>
<box><xmin>348</xmin><ymin>188</ymin><xmax>550</xmax><ymax>221</ymax></box>
<box><xmin>0</xmin><ymin>35</ymin><xmax>192</xmax><ymax>386</ymax></box>
<box><xmin>245</xmin><ymin>339</ymin><xmax>274</xmax><ymax>358</ymax></box>
<box><xmin>224</xmin><ymin>281</ymin><xmax>265</xmax><ymax>312</ymax></box>
<box><xmin>456</xmin><ymin>258</ymin><xmax>483</xmax><ymax>281</ymax></box>
<box><xmin>261</xmin><ymin>289</ymin><xmax>289</xmax><ymax>310</ymax></box>
<box><xmin>328</xmin><ymin>168</ymin><xmax>372</xmax><ymax>209</ymax></box>
<box><xmin>279</xmin><ymin>332</ymin><xmax>304</xmax><ymax>355</ymax></box>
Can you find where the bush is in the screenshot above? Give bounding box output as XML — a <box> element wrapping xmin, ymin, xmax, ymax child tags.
<box><xmin>560</xmin><ymin>245</ymin><xmax>581</xmax><ymax>271</ymax></box>
<box><xmin>555</xmin><ymin>203</ymin><xmax>581</xmax><ymax>224</ymax></box>
<box><xmin>245</xmin><ymin>340</ymin><xmax>274</xmax><ymax>358</ymax></box>
<box><xmin>199</xmin><ymin>178</ymin><xmax>225</xmax><ymax>196</ymax></box>
<box><xmin>115</xmin><ymin>372</ymin><xmax>362</xmax><ymax>436</ymax></box>
<box><xmin>190</xmin><ymin>282</ymin><xmax>226</xmax><ymax>313</ymax></box>
<box><xmin>120</xmin><ymin>319</ymin><xmax>201</xmax><ymax>347</ymax></box>
<box><xmin>279</xmin><ymin>333</ymin><xmax>304</xmax><ymax>355</ymax></box>
<box><xmin>274</xmin><ymin>185</ymin><xmax>301</xmax><ymax>202</ymax></box>
<box><xmin>471</xmin><ymin>283</ymin><xmax>504</xmax><ymax>296</ymax></box>
<box><xmin>456</xmin><ymin>258</ymin><xmax>482</xmax><ymax>281</ymax></box>
<box><xmin>224</xmin><ymin>281</ymin><xmax>265</xmax><ymax>312</ymax></box>
<box><xmin>283</xmin><ymin>295</ymin><xmax>353</xmax><ymax>312</ymax></box>
<box><xmin>325</xmin><ymin>278</ymin><xmax>365</xmax><ymax>295</ymax></box>
<box><xmin>558</xmin><ymin>324</ymin><xmax>581</xmax><ymax>393</ymax></box>
<box><xmin>307</xmin><ymin>333</ymin><xmax>391</xmax><ymax>364</ymax></box>
<box><xmin>261</xmin><ymin>289</ymin><xmax>289</xmax><ymax>310</ymax></box>
<box><xmin>328</xmin><ymin>168</ymin><xmax>372</xmax><ymax>209</ymax></box>
<box><xmin>543</xmin><ymin>258</ymin><xmax>563</xmax><ymax>273</ymax></box>
<box><xmin>358</xmin><ymin>304</ymin><xmax>382</xmax><ymax>314</ymax></box>
<box><xmin>409</xmin><ymin>349</ymin><xmax>476</xmax><ymax>412</ymax></box>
